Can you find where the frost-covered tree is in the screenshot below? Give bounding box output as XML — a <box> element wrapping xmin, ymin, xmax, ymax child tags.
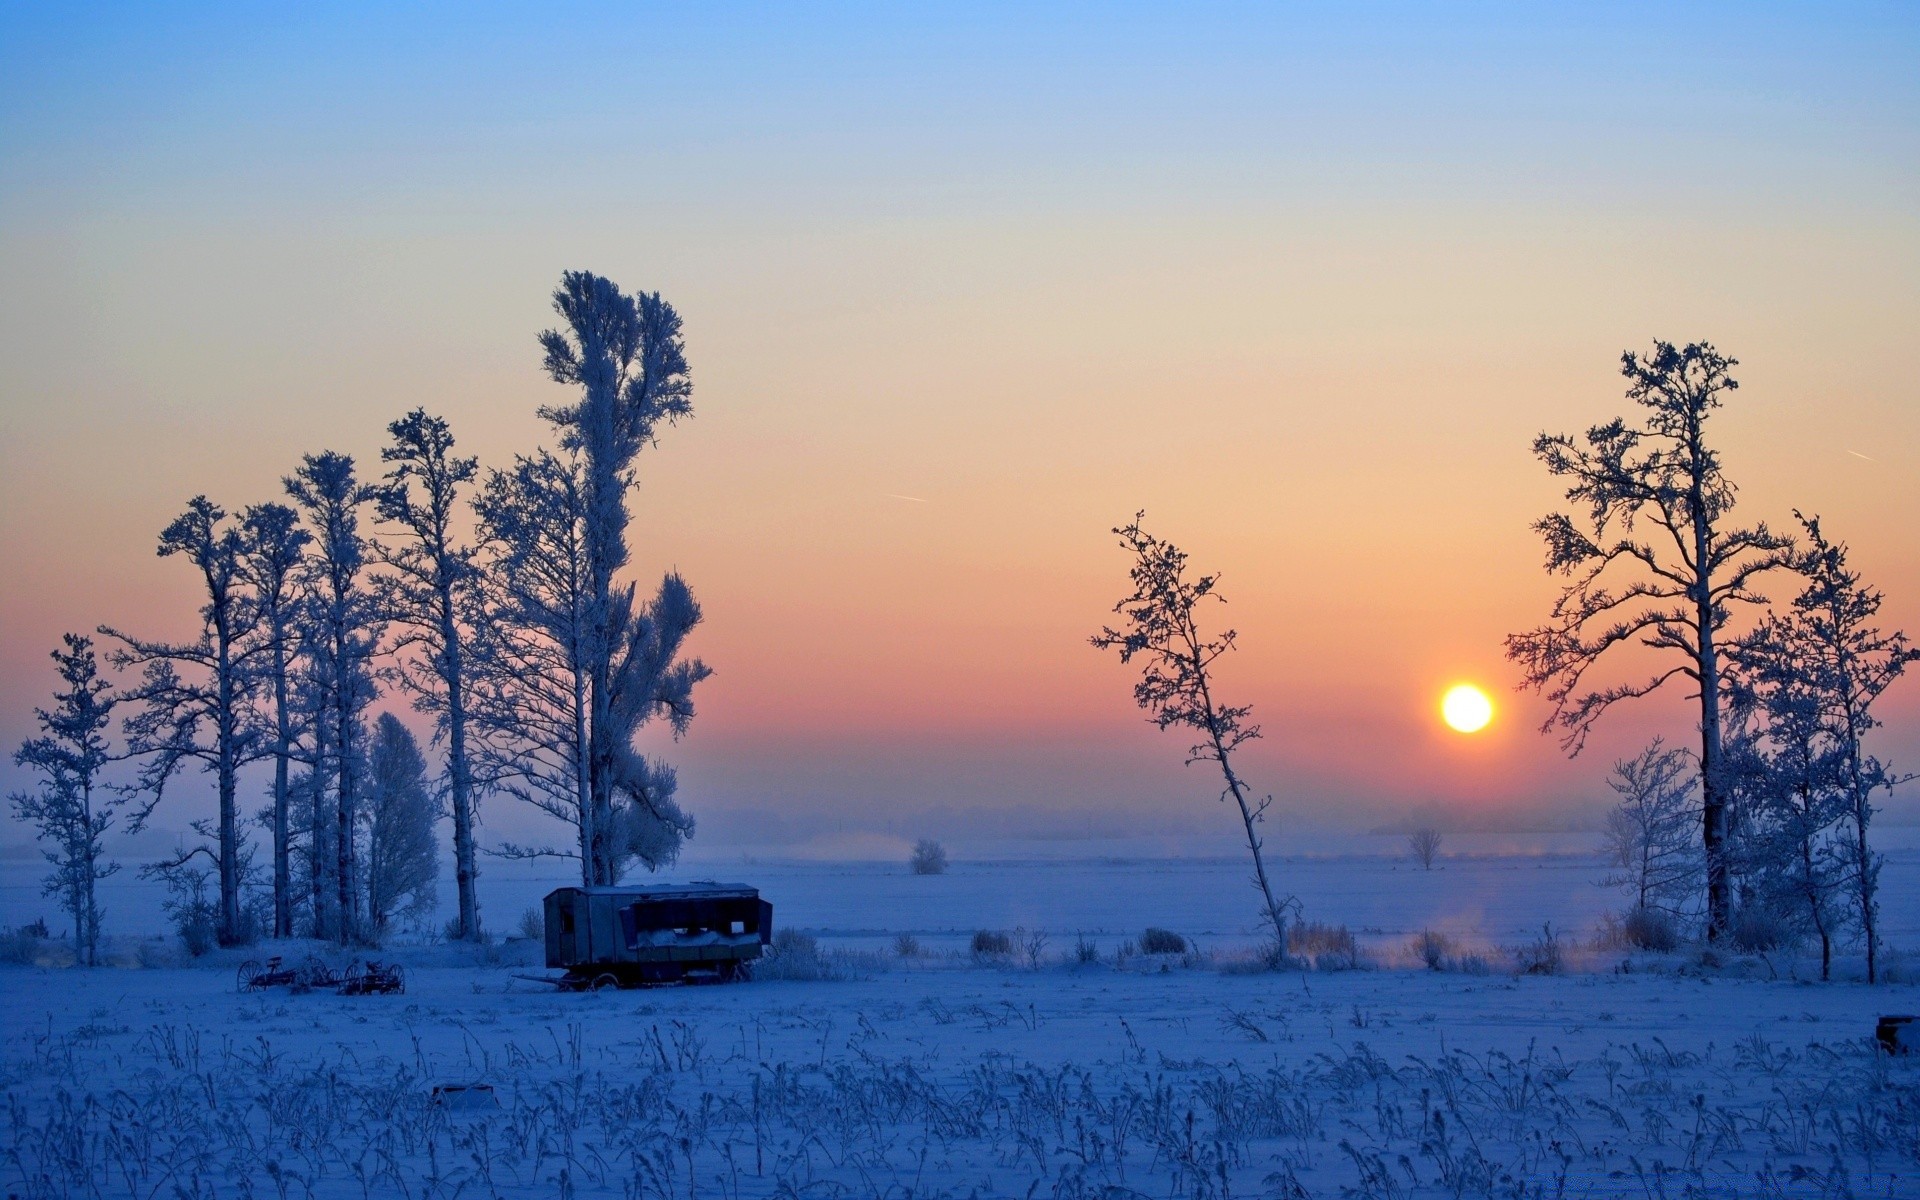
<box><xmin>1506</xmin><ymin>342</ymin><xmax>1794</xmax><ymax>939</ymax></box>
<box><xmin>471</xmin><ymin>450</ymin><xmax>702</xmax><ymax>883</ymax></box>
<box><xmin>534</xmin><ymin>271</ymin><xmax>705</xmax><ymax>882</ymax></box>
<box><xmin>1752</xmin><ymin>515</ymin><xmax>1917</xmax><ymax>982</ymax></box>
<box><xmin>362</xmin><ymin>714</ymin><xmax>439</xmax><ymax>938</ymax></box>
<box><xmin>1092</xmin><ymin>514</ymin><xmax>1291</xmax><ymax>957</ymax></box>
<box><xmin>1600</xmin><ymin>739</ymin><xmax>1701</xmax><ymax>924</ymax></box>
<box><xmin>286</xmin><ymin>452</ymin><xmax>383</xmax><ymax>944</ymax></box>
<box><xmin>240</xmin><ymin>502</ymin><xmax>310</xmax><ymax>937</ymax></box>
<box><xmin>102</xmin><ymin>498</ymin><xmax>265</xmax><ymax>946</ymax></box>
<box><xmin>374</xmin><ymin>408</ymin><xmax>483</xmax><ymax>939</ymax></box>
<box><xmin>9</xmin><ymin>635</ymin><xmax>120</xmax><ymax>965</ymax></box>
<box><xmin>1731</xmin><ymin>623</ymin><xmax>1846</xmax><ymax>978</ymax></box>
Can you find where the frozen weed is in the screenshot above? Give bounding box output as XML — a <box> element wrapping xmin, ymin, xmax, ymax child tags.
<box><xmin>1511</xmin><ymin>921</ymin><xmax>1565</xmax><ymax>975</ymax></box>
<box><xmin>1071</xmin><ymin>932</ymin><xmax>1099</xmax><ymax>964</ymax></box>
<box><xmin>892</xmin><ymin>933</ymin><xmax>921</xmax><ymax>958</ymax></box>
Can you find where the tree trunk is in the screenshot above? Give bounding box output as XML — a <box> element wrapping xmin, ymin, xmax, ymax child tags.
<box><xmin>271</xmin><ymin>639</ymin><xmax>292</xmax><ymax>939</ymax></box>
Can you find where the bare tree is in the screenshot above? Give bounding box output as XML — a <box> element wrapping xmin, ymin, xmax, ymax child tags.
<box><xmin>1092</xmin><ymin>514</ymin><xmax>1291</xmax><ymax>957</ymax></box>
<box><xmin>9</xmin><ymin>635</ymin><xmax>120</xmax><ymax>965</ymax></box>
<box><xmin>374</xmin><ymin>408</ymin><xmax>483</xmax><ymax>939</ymax></box>
<box><xmin>1408</xmin><ymin>827</ymin><xmax>1442</xmax><ymax>870</ymax></box>
<box><xmin>1600</xmin><ymin>739</ymin><xmax>1701</xmax><ymax>923</ymax></box>
<box><xmin>1506</xmin><ymin>341</ymin><xmax>1794</xmax><ymax>939</ymax></box>
<box><xmin>103</xmin><ymin>498</ymin><xmax>265</xmax><ymax>946</ymax></box>
<box><xmin>240</xmin><ymin>502</ymin><xmax>309</xmax><ymax>938</ymax></box>
<box><xmin>362</xmin><ymin>714</ymin><xmax>439</xmax><ymax>939</ymax></box>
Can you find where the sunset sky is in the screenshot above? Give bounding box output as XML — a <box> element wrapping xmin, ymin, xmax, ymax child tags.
<box><xmin>3</xmin><ymin>4</ymin><xmax>1916</xmax><ymax>857</ymax></box>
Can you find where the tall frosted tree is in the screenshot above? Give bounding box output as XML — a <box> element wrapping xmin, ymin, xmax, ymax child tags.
<box><xmin>363</xmin><ymin>714</ymin><xmax>439</xmax><ymax>938</ymax></box>
<box><xmin>240</xmin><ymin>501</ymin><xmax>310</xmax><ymax>937</ymax></box>
<box><xmin>1506</xmin><ymin>342</ymin><xmax>1794</xmax><ymax>940</ymax></box>
<box><xmin>531</xmin><ymin>271</ymin><xmax>706</xmax><ymax>882</ymax></box>
<box><xmin>375</xmin><ymin>408</ymin><xmax>482</xmax><ymax>938</ymax></box>
<box><xmin>103</xmin><ymin>497</ymin><xmax>265</xmax><ymax>946</ymax></box>
<box><xmin>286</xmin><ymin>452</ymin><xmax>382</xmax><ymax>944</ymax></box>
<box><xmin>1092</xmin><ymin>514</ymin><xmax>1291</xmax><ymax>959</ymax></box>
<box><xmin>9</xmin><ymin>635</ymin><xmax>120</xmax><ymax>966</ymax></box>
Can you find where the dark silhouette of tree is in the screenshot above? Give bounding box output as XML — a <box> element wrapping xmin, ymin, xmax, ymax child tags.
<box><xmin>9</xmin><ymin>635</ymin><xmax>120</xmax><ymax>965</ymax></box>
<box><xmin>375</xmin><ymin>408</ymin><xmax>483</xmax><ymax>939</ymax></box>
<box><xmin>1092</xmin><ymin>514</ymin><xmax>1290</xmax><ymax>959</ymax></box>
<box><xmin>103</xmin><ymin>497</ymin><xmax>265</xmax><ymax>946</ymax></box>
<box><xmin>1506</xmin><ymin>341</ymin><xmax>1794</xmax><ymax>940</ymax></box>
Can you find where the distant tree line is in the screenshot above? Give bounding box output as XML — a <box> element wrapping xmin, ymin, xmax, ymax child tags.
<box><xmin>1509</xmin><ymin>340</ymin><xmax>1915</xmax><ymax>980</ymax></box>
<box><xmin>8</xmin><ymin>271</ymin><xmax>710</xmax><ymax>960</ymax></box>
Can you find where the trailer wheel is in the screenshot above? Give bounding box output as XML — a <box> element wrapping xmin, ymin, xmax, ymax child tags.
<box><xmin>589</xmin><ymin>972</ymin><xmax>620</xmax><ymax>992</ymax></box>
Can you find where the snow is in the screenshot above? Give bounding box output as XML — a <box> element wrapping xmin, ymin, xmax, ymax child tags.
<box><xmin>5</xmin><ymin>849</ymin><xmax>1919</xmax><ymax>1197</ymax></box>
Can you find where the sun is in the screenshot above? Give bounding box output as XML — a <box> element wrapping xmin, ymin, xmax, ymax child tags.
<box><xmin>1441</xmin><ymin>684</ymin><xmax>1493</xmax><ymax>734</ymax></box>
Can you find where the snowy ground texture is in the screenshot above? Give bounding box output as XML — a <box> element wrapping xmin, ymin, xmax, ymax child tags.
<box><xmin>5</xmin><ymin>953</ymin><xmax>1919</xmax><ymax>1197</ymax></box>
<box><xmin>5</xmin><ymin>848</ymin><xmax>1920</xmax><ymax>1198</ymax></box>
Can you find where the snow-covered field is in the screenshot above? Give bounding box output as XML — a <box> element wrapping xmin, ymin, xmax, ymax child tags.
<box><xmin>6</xmin><ymin>848</ymin><xmax>1919</xmax><ymax>1197</ymax></box>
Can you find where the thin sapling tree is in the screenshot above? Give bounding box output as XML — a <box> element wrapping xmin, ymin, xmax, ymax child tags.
<box><xmin>1506</xmin><ymin>341</ymin><xmax>1795</xmax><ymax>939</ymax></box>
<box><xmin>1600</xmin><ymin>739</ymin><xmax>1701</xmax><ymax>930</ymax></box>
<box><xmin>9</xmin><ymin>635</ymin><xmax>120</xmax><ymax>965</ymax></box>
<box><xmin>1092</xmin><ymin>514</ymin><xmax>1291</xmax><ymax>957</ymax></box>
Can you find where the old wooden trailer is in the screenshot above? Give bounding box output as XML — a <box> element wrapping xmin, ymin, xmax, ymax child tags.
<box><xmin>541</xmin><ymin>882</ymin><xmax>771</xmax><ymax>989</ymax></box>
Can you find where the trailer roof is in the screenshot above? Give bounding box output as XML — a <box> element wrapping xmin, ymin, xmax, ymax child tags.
<box><xmin>545</xmin><ymin>882</ymin><xmax>760</xmax><ymax>900</ymax></box>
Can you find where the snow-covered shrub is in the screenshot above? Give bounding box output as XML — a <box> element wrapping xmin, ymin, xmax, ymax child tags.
<box><xmin>893</xmin><ymin>933</ymin><xmax>921</xmax><ymax>958</ymax></box>
<box><xmin>1512</xmin><ymin>922</ymin><xmax>1564</xmax><ymax>975</ymax></box>
<box><xmin>518</xmin><ymin>906</ymin><xmax>543</xmax><ymax>940</ymax></box>
<box><xmin>1140</xmin><ymin>927</ymin><xmax>1186</xmax><ymax>955</ymax></box>
<box><xmin>970</xmin><ymin>929</ymin><xmax>1013</xmax><ymax>957</ymax></box>
<box><xmin>909</xmin><ymin>839</ymin><xmax>948</xmax><ymax>875</ymax></box>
